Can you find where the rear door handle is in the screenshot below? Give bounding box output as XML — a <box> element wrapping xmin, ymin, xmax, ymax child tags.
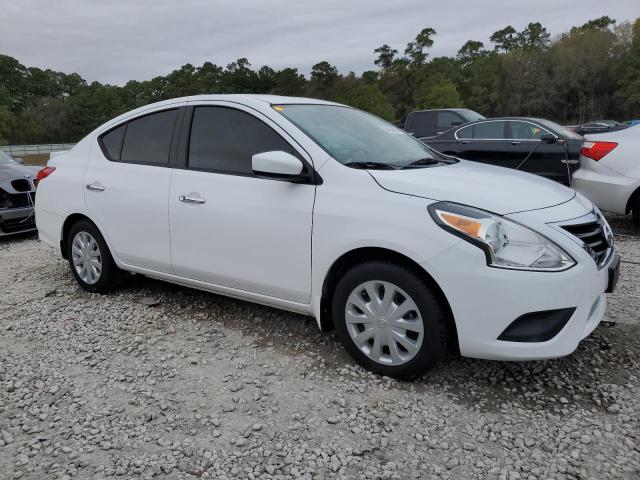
<box><xmin>179</xmin><ymin>195</ymin><xmax>206</xmax><ymax>204</ymax></box>
<box><xmin>86</xmin><ymin>183</ymin><xmax>105</xmax><ymax>192</ymax></box>
<box><xmin>511</xmin><ymin>141</ymin><xmax>521</xmax><ymax>145</ymax></box>
<box><xmin>461</xmin><ymin>140</ymin><xmax>471</xmax><ymax>144</ymax></box>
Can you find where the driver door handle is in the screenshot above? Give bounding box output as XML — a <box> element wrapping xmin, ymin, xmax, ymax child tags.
<box><xmin>179</xmin><ymin>195</ymin><xmax>206</xmax><ymax>204</ymax></box>
<box><xmin>511</xmin><ymin>141</ymin><xmax>521</xmax><ymax>145</ymax></box>
<box><xmin>86</xmin><ymin>182</ymin><xmax>105</xmax><ymax>192</ymax></box>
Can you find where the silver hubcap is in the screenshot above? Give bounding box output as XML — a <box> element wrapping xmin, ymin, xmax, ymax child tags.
<box><xmin>71</xmin><ymin>231</ymin><xmax>102</xmax><ymax>285</ymax></box>
<box><xmin>345</xmin><ymin>281</ymin><xmax>424</xmax><ymax>366</ymax></box>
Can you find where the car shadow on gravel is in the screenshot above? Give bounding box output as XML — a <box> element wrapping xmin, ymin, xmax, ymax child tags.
<box><xmin>0</xmin><ymin>231</ymin><xmax>38</xmax><ymax>248</ymax></box>
<box><xmin>118</xmin><ymin>271</ymin><xmax>639</xmax><ymax>416</ymax></box>
<box><xmin>121</xmin><ymin>273</ymin><xmax>353</xmax><ymax>366</ymax></box>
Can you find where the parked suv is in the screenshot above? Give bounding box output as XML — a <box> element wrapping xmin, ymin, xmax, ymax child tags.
<box><xmin>403</xmin><ymin>108</ymin><xmax>485</xmax><ymax>139</ymax></box>
<box><xmin>35</xmin><ymin>95</ymin><xmax>619</xmax><ymax>379</ymax></box>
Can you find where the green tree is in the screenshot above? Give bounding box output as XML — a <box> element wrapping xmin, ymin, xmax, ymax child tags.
<box><xmin>405</xmin><ymin>28</ymin><xmax>436</xmax><ymax>66</ymax></box>
<box><xmin>306</xmin><ymin>61</ymin><xmax>339</xmax><ymax>99</ymax></box>
<box><xmin>271</xmin><ymin>68</ymin><xmax>305</xmax><ymax>96</ymax></box>
<box><xmin>413</xmin><ymin>75</ymin><xmax>463</xmax><ymax>110</ymax></box>
<box><xmin>457</xmin><ymin>40</ymin><xmax>486</xmax><ymax>67</ymax></box>
<box><xmin>518</xmin><ymin>22</ymin><xmax>551</xmax><ymax>50</ymax></box>
<box><xmin>617</xmin><ymin>18</ymin><xmax>640</xmax><ymax>114</ymax></box>
<box><xmin>374</xmin><ymin>44</ymin><xmax>398</xmax><ymax>70</ymax></box>
<box><xmin>0</xmin><ymin>105</ymin><xmax>14</xmax><ymax>144</ymax></box>
<box><xmin>570</xmin><ymin>16</ymin><xmax>616</xmax><ymax>34</ymax></box>
<box><xmin>490</xmin><ymin>26</ymin><xmax>519</xmax><ymax>52</ymax></box>
<box><xmin>337</xmin><ymin>83</ymin><xmax>395</xmax><ymax>121</ymax></box>
<box><xmin>310</xmin><ymin>61</ymin><xmax>338</xmax><ymax>87</ymax></box>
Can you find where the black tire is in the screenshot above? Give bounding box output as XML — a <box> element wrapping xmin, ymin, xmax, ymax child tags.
<box><xmin>633</xmin><ymin>196</ymin><xmax>640</xmax><ymax>228</ymax></box>
<box><xmin>332</xmin><ymin>261</ymin><xmax>450</xmax><ymax>380</ymax></box>
<box><xmin>66</xmin><ymin>219</ymin><xmax>121</xmax><ymax>294</ymax></box>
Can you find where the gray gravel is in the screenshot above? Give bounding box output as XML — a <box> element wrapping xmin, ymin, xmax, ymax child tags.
<box><xmin>0</xmin><ymin>215</ymin><xmax>639</xmax><ymax>480</ymax></box>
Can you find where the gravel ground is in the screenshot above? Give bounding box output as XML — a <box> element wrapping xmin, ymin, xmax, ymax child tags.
<box><xmin>0</xmin><ymin>215</ymin><xmax>639</xmax><ymax>480</ymax></box>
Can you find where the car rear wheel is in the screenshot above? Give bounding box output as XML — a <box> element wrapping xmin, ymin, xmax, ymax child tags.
<box><xmin>332</xmin><ymin>261</ymin><xmax>450</xmax><ymax>380</ymax></box>
<box><xmin>67</xmin><ymin>219</ymin><xmax>121</xmax><ymax>294</ymax></box>
<box><xmin>633</xmin><ymin>196</ymin><xmax>640</xmax><ymax>227</ymax></box>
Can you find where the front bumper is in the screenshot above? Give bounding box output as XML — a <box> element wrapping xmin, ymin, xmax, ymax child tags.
<box><xmin>0</xmin><ymin>206</ymin><xmax>36</xmax><ymax>236</ymax></box>
<box><xmin>423</xmin><ymin>200</ymin><xmax>616</xmax><ymax>361</ymax></box>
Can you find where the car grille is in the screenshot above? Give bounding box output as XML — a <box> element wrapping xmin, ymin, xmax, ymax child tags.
<box><xmin>0</xmin><ymin>188</ymin><xmax>35</xmax><ymax>209</ymax></box>
<box><xmin>561</xmin><ymin>214</ymin><xmax>611</xmax><ymax>267</ymax></box>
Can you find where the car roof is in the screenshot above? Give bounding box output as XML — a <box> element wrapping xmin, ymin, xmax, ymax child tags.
<box><xmin>408</xmin><ymin>108</ymin><xmax>472</xmax><ymax>114</ymax></box>
<box><xmin>95</xmin><ymin>94</ymin><xmax>345</xmax><ymax>134</ymax></box>
<box><xmin>148</xmin><ymin>94</ymin><xmax>341</xmax><ymax>109</ymax></box>
<box><xmin>468</xmin><ymin>117</ymin><xmax>541</xmax><ymax>121</ymax></box>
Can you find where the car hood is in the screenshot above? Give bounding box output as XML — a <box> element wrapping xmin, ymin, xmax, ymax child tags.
<box><xmin>369</xmin><ymin>160</ymin><xmax>575</xmax><ymax>215</ymax></box>
<box><xmin>0</xmin><ymin>164</ymin><xmax>40</xmax><ymax>182</ymax></box>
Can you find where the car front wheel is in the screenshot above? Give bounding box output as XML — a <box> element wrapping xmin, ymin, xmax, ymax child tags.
<box><xmin>67</xmin><ymin>219</ymin><xmax>120</xmax><ymax>294</ymax></box>
<box><xmin>332</xmin><ymin>261</ymin><xmax>450</xmax><ymax>380</ymax></box>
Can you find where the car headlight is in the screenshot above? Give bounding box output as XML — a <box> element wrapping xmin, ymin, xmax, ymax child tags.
<box><xmin>428</xmin><ymin>202</ymin><xmax>575</xmax><ymax>271</ymax></box>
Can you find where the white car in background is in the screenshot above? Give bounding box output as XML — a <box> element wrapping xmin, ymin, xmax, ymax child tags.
<box><xmin>573</xmin><ymin>125</ymin><xmax>640</xmax><ymax>226</ymax></box>
<box><xmin>35</xmin><ymin>95</ymin><xmax>620</xmax><ymax>379</ymax></box>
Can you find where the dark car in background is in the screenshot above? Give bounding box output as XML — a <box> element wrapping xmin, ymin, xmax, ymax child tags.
<box><xmin>421</xmin><ymin>117</ymin><xmax>584</xmax><ymax>185</ymax></box>
<box><xmin>403</xmin><ymin>108</ymin><xmax>485</xmax><ymax>139</ymax></box>
<box><xmin>0</xmin><ymin>151</ymin><xmax>38</xmax><ymax>237</ymax></box>
<box><xmin>572</xmin><ymin>120</ymin><xmax>628</xmax><ymax>135</ymax></box>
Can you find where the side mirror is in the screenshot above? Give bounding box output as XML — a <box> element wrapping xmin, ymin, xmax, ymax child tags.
<box><xmin>540</xmin><ymin>133</ymin><xmax>557</xmax><ymax>144</ymax></box>
<box><xmin>451</xmin><ymin>121</ymin><xmax>463</xmax><ymax>127</ymax></box>
<box><xmin>252</xmin><ymin>151</ymin><xmax>304</xmax><ymax>179</ymax></box>
<box><xmin>14</xmin><ymin>157</ymin><xmax>24</xmax><ymax>164</ymax></box>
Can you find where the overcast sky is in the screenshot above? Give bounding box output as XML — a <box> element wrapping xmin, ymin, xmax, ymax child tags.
<box><xmin>3</xmin><ymin>0</ymin><xmax>638</xmax><ymax>85</ymax></box>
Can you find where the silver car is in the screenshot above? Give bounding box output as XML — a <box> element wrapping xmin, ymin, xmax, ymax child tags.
<box><xmin>0</xmin><ymin>151</ymin><xmax>39</xmax><ymax>236</ymax></box>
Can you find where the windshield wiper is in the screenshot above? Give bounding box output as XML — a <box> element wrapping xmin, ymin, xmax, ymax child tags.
<box><xmin>402</xmin><ymin>158</ymin><xmax>440</xmax><ymax>167</ymax></box>
<box><xmin>343</xmin><ymin>161</ymin><xmax>399</xmax><ymax>170</ymax></box>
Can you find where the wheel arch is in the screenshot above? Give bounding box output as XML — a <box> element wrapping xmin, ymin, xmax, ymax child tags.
<box><xmin>625</xmin><ymin>184</ymin><xmax>640</xmax><ymax>215</ymax></box>
<box><xmin>319</xmin><ymin>246</ymin><xmax>459</xmax><ymax>352</ymax></box>
<box><xmin>60</xmin><ymin>213</ymin><xmax>97</xmax><ymax>259</ymax></box>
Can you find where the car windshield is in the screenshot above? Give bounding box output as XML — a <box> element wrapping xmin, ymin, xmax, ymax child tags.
<box><xmin>0</xmin><ymin>151</ymin><xmax>18</xmax><ymax>165</ymax></box>
<box><xmin>536</xmin><ymin>119</ymin><xmax>583</xmax><ymax>140</ymax></box>
<box><xmin>274</xmin><ymin>104</ymin><xmax>442</xmax><ymax>167</ymax></box>
<box><xmin>458</xmin><ymin>109</ymin><xmax>485</xmax><ymax>123</ymax></box>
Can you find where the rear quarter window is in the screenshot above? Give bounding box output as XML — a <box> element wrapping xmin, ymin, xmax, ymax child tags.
<box><xmin>99</xmin><ymin>124</ymin><xmax>126</xmax><ymax>160</ymax></box>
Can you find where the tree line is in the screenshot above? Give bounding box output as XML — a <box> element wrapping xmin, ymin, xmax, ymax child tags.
<box><xmin>0</xmin><ymin>15</ymin><xmax>639</xmax><ymax>145</ymax></box>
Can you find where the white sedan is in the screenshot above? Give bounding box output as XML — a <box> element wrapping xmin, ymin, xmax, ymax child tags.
<box><xmin>35</xmin><ymin>95</ymin><xmax>619</xmax><ymax>379</ymax></box>
<box><xmin>573</xmin><ymin>125</ymin><xmax>640</xmax><ymax>226</ymax></box>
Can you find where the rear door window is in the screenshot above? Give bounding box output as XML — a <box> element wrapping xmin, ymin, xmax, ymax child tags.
<box><xmin>188</xmin><ymin>106</ymin><xmax>295</xmax><ymax>175</ymax></box>
<box><xmin>120</xmin><ymin>109</ymin><xmax>178</xmax><ymax>165</ymax></box>
<box><xmin>472</xmin><ymin>121</ymin><xmax>507</xmax><ymax>139</ymax></box>
<box><xmin>456</xmin><ymin>125</ymin><xmax>473</xmax><ymax>139</ymax></box>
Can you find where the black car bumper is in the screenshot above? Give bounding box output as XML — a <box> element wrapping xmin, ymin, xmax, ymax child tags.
<box><xmin>0</xmin><ymin>206</ymin><xmax>36</xmax><ymax>236</ymax></box>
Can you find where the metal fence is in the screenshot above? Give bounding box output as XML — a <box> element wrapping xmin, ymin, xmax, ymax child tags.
<box><xmin>0</xmin><ymin>144</ymin><xmax>76</xmax><ymax>157</ymax></box>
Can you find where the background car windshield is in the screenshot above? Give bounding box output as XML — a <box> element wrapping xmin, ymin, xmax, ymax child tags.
<box><xmin>275</xmin><ymin>104</ymin><xmax>439</xmax><ymax>165</ymax></box>
<box><xmin>0</xmin><ymin>151</ymin><xmax>18</xmax><ymax>165</ymax></box>
<box><xmin>536</xmin><ymin>118</ymin><xmax>583</xmax><ymax>139</ymax></box>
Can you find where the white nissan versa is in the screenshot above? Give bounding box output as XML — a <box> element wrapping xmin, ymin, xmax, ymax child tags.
<box><xmin>35</xmin><ymin>95</ymin><xmax>620</xmax><ymax>379</ymax></box>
